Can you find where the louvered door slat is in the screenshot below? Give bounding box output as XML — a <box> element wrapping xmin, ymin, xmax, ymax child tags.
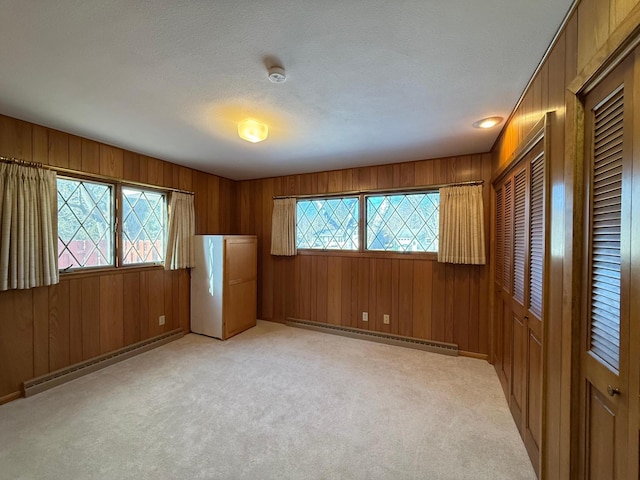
<box><xmin>528</xmin><ymin>153</ymin><xmax>545</xmax><ymax>319</ymax></box>
<box><xmin>513</xmin><ymin>169</ymin><xmax>526</xmax><ymax>304</ymax></box>
<box><xmin>595</xmin><ymin>94</ymin><xmax>623</xmax><ymax>120</ymax></box>
<box><xmin>495</xmin><ymin>187</ymin><xmax>504</xmax><ymax>287</ymax></box>
<box><xmin>503</xmin><ymin>180</ymin><xmax>513</xmax><ymax>294</ymax></box>
<box><xmin>589</xmin><ymin>87</ymin><xmax>624</xmax><ymax>371</ymax></box>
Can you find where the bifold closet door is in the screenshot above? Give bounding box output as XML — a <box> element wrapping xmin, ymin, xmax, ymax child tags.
<box><xmin>493</xmin><ymin>133</ymin><xmax>546</xmax><ymax>477</ymax></box>
<box><xmin>579</xmin><ymin>52</ymin><xmax>634</xmax><ymax>480</ymax></box>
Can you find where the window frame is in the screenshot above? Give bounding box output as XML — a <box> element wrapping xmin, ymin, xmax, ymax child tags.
<box><xmin>57</xmin><ymin>172</ymin><xmax>170</xmax><ymax>275</ymax></box>
<box><xmin>118</xmin><ymin>185</ymin><xmax>168</xmax><ymax>268</ymax></box>
<box><xmin>57</xmin><ymin>175</ymin><xmax>117</xmax><ymax>273</ymax></box>
<box><xmin>363</xmin><ymin>190</ymin><xmax>440</xmax><ymax>254</ymax></box>
<box><xmin>294</xmin><ymin>188</ymin><xmax>440</xmax><ymax>260</ymax></box>
<box><xmin>295</xmin><ymin>195</ymin><xmax>361</xmax><ymax>251</ymax></box>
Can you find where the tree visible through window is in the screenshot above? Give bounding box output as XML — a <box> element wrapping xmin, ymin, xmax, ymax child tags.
<box><xmin>57</xmin><ymin>177</ymin><xmax>168</xmax><ymax>271</ymax></box>
<box><xmin>296</xmin><ymin>197</ymin><xmax>359</xmax><ymax>250</ymax></box>
<box><xmin>121</xmin><ymin>188</ymin><xmax>166</xmax><ymax>264</ymax></box>
<box><xmin>366</xmin><ymin>192</ymin><xmax>439</xmax><ymax>252</ymax></box>
<box><xmin>57</xmin><ymin>177</ymin><xmax>114</xmax><ymax>269</ymax></box>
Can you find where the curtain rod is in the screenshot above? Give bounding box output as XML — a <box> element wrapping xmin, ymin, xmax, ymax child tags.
<box><xmin>272</xmin><ymin>180</ymin><xmax>484</xmax><ymax>200</ymax></box>
<box><xmin>1</xmin><ymin>155</ymin><xmax>194</xmax><ymax>196</ymax></box>
<box><xmin>0</xmin><ymin>155</ymin><xmax>43</xmax><ymax>169</ymax></box>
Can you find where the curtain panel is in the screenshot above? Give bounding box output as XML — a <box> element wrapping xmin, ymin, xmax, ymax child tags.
<box><xmin>270</xmin><ymin>198</ymin><xmax>296</xmax><ymax>256</ymax></box>
<box><xmin>438</xmin><ymin>184</ymin><xmax>486</xmax><ymax>265</ymax></box>
<box><xmin>0</xmin><ymin>163</ymin><xmax>59</xmax><ymax>291</ymax></box>
<box><xmin>165</xmin><ymin>192</ymin><xmax>195</xmax><ymax>270</ymax></box>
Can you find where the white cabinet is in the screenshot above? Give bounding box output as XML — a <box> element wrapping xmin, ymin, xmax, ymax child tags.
<box><xmin>190</xmin><ymin>235</ymin><xmax>257</xmax><ymax>340</ymax></box>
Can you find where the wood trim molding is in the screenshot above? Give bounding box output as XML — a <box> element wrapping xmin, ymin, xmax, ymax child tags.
<box><xmin>296</xmin><ymin>249</ymin><xmax>438</xmax><ymax>262</ymax></box>
<box><xmin>491</xmin><ymin>0</ymin><xmax>579</xmax><ymax>153</ymax></box>
<box><xmin>60</xmin><ymin>263</ymin><xmax>167</xmax><ymax>280</ymax></box>
<box><xmin>459</xmin><ymin>350</ymin><xmax>489</xmax><ymax>361</ymax></box>
<box><xmin>563</xmin><ymin>89</ymin><xmax>586</xmax><ymax>480</ymax></box>
<box><xmin>492</xmin><ymin>113</ymin><xmax>550</xmax><ymax>185</ymax></box>
<box><xmin>568</xmin><ymin>2</ymin><xmax>640</xmax><ymax>95</ymax></box>
<box><xmin>0</xmin><ymin>391</ymin><xmax>22</xmax><ymax>405</ymax></box>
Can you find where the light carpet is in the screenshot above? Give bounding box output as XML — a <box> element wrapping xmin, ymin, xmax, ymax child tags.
<box><xmin>0</xmin><ymin>320</ymin><xmax>535</xmax><ymax>480</ymax></box>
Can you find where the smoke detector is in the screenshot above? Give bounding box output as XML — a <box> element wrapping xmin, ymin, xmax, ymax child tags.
<box><xmin>268</xmin><ymin>66</ymin><xmax>287</xmax><ymax>83</ymax></box>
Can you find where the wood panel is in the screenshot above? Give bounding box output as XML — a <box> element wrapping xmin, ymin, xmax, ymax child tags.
<box><xmin>0</xmin><ymin>113</ymin><xmax>237</xmax><ymax>400</ymax></box>
<box><xmin>587</xmin><ymin>387</ymin><xmax>617</xmax><ymax>479</ymax></box>
<box><xmin>490</xmin><ymin>2</ymin><xmax>640</xmax><ymax>478</ymax></box>
<box><xmin>99</xmin><ymin>274</ymin><xmax>124</xmax><ymax>353</ymax></box>
<box><xmin>48</xmin><ymin>281</ymin><xmax>70</xmax><ymax>371</ymax></box>
<box><xmin>238</xmin><ymin>154</ymin><xmax>492</xmax><ymax>353</ymax></box>
<box><xmin>511</xmin><ymin>314</ymin><xmax>527</xmax><ymax>430</ymax></box>
<box><xmin>526</xmin><ymin>331</ymin><xmax>543</xmax><ymax>474</ymax></box>
<box><xmin>0</xmin><ymin>289</ymin><xmax>34</xmax><ymax>395</ymax></box>
<box><xmin>123</xmin><ymin>272</ymin><xmax>141</xmax><ymax>344</ymax></box>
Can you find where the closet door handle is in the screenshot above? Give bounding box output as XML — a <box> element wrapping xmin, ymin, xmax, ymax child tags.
<box><xmin>607</xmin><ymin>385</ymin><xmax>621</xmax><ymax>396</ymax></box>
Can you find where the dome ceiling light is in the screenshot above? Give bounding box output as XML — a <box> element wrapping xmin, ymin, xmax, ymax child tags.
<box><xmin>473</xmin><ymin>116</ymin><xmax>504</xmax><ymax>129</ymax></box>
<box><xmin>238</xmin><ymin>119</ymin><xmax>268</xmax><ymax>143</ymax></box>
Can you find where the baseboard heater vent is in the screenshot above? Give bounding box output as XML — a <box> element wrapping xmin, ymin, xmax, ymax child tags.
<box><xmin>286</xmin><ymin>318</ymin><xmax>458</xmax><ymax>356</ymax></box>
<box><xmin>23</xmin><ymin>328</ymin><xmax>184</xmax><ymax>398</ymax></box>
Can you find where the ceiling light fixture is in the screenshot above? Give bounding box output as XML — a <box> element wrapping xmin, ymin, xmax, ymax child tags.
<box><xmin>238</xmin><ymin>119</ymin><xmax>268</xmax><ymax>143</ymax></box>
<box><xmin>473</xmin><ymin>116</ymin><xmax>503</xmax><ymax>129</ymax></box>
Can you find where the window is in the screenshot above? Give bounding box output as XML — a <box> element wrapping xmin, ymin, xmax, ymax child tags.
<box><xmin>57</xmin><ymin>177</ymin><xmax>114</xmax><ymax>269</ymax></box>
<box><xmin>296</xmin><ymin>197</ymin><xmax>359</xmax><ymax>250</ymax></box>
<box><xmin>366</xmin><ymin>192</ymin><xmax>439</xmax><ymax>252</ymax></box>
<box><xmin>121</xmin><ymin>188</ymin><xmax>166</xmax><ymax>265</ymax></box>
<box><xmin>57</xmin><ymin>177</ymin><xmax>167</xmax><ymax>271</ymax></box>
<box><xmin>294</xmin><ymin>190</ymin><xmax>440</xmax><ymax>254</ymax></box>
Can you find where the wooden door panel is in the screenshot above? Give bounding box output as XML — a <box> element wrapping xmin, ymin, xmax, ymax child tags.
<box><xmin>502</xmin><ymin>298</ymin><xmax>512</xmax><ymax>387</ymax></box>
<box><xmin>224</xmin><ymin>280</ymin><xmax>257</xmax><ymax>338</ymax></box>
<box><xmin>225</xmin><ymin>238</ymin><xmax>257</xmax><ymax>283</ymax></box>
<box><xmin>587</xmin><ymin>384</ymin><xmax>617</xmax><ymax>480</ymax></box>
<box><xmin>511</xmin><ymin>314</ymin><xmax>526</xmax><ymax>430</ymax></box>
<box><xmin>525</xmin><ymin>330</ymin><xmax>542</xmax><ymax>477</ymax></box>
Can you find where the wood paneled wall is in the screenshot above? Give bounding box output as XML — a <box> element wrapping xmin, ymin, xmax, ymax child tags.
<box><xmin>0</xmin><ymin>114</ymin><xmax>237</xmax><ymax>401</ymax></box>
<box><xmin>237</xmin><ymin>154</ymin><xmax>492</xmax><ymax>355</ymax></box>
<box><xmin>490</xmin><ymin>0</ymin><xmax>640</xmax><ymax>478</ymax></box>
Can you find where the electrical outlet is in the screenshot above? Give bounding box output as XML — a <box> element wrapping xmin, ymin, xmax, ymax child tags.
<box><xmin>362</xmin><ymin>312</ymin><xmax>368</xmax><ymax>322</ymax></box>
<box><xmin>383</xmin><ymin>314</ymin><xmax>390</xmax><ymax>325</ymax></box>
<box><xmin>159</xmin><ymin>315</ymin><xmax>165</xmax><ymax>326</ymax></box>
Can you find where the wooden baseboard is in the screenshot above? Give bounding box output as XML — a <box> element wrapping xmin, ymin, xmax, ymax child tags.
<box><xmin>0</xmin><ymin>391</ymin><xmax>22</xmax><ymax>405</ymax></box>
<box><xmin>459</xmin><ymin>350</ymin><xmax>489</xmax><ymax>361</ymax></box>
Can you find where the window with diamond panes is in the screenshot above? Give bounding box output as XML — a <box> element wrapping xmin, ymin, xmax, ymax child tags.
<box><xmin>366</xmin><ymin>192</ymin><xmax>439</xmax><ymax>252</ymax></box>
<box><xmin>296</xmin><ymin>197</ymin><xmax>359</xmax><ymax>250</ymax></box>
<box><xmin>57</xmin><ymin>177</ymin><xmax>114</xmax><ymax>270</ymax></box>
<box><xmin>121</xmin><ymin>187</ymin><xmax>166</xmax><ymax>265</ymax></box>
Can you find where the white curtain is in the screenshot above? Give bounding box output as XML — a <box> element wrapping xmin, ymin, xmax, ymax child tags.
<box><xmin>165</xmin><ymin>192</ymin><xmax>195</xmax><ymax>270</ymax></box>
<box><xmin>270</xmin><ymin>198</ymin><xmax>297</xmax><ymax>256</ymax></box>
<box><xmin>0</xmin><ymin>163</ymin><xmax>58</xmax><ymax>291</ymax></box>
<box><xmin>438</xmin><ymin>185</ymin><xmax>486</xmax><ymax>265</ymax></box>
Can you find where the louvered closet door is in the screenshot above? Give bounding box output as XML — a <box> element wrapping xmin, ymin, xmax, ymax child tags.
<box><xmin>580</xmin><ymin>53</ymin><xmax>633</xmax><ymax>480</ymax></box>
<box><xmin>501</xmin><ymin>178</ymin><xmax>514</xmax><ymax>391</ymax></box>
<box><xmin>510</xmin><ymin>165</ymin><xmax>528</xmax><ymax>432</ymax></box>
<box><xmin>494</xmin><ymin>186</ymin><xmax>505</xmax><ymax>378</ymax></box>
<box><xmin>523</xmin><ymin>146</ymin><xmax>545</xmax><ymax>473</ymax></box>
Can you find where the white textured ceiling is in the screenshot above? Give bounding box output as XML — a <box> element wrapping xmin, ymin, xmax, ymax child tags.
<box><xmin>0</xmin><ymin>1</ymin><xmax>572</xmax><ymax>180</ymax></box>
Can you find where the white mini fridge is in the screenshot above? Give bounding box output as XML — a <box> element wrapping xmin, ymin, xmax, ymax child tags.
<box><xmin>190</xmin><ymin>235</ymin><xmax>257</xmax><ymax>340</ymax></box>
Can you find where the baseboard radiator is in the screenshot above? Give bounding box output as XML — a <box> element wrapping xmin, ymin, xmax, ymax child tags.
<box><xmin>286</xmin><ymin>318</ymin><xmax>458</xmax><ymax>356</ymax></box>
<box><xmin>23</xmin><ymin>328</ymin><xmax>184</xmax><ymax>398</ymax></box>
